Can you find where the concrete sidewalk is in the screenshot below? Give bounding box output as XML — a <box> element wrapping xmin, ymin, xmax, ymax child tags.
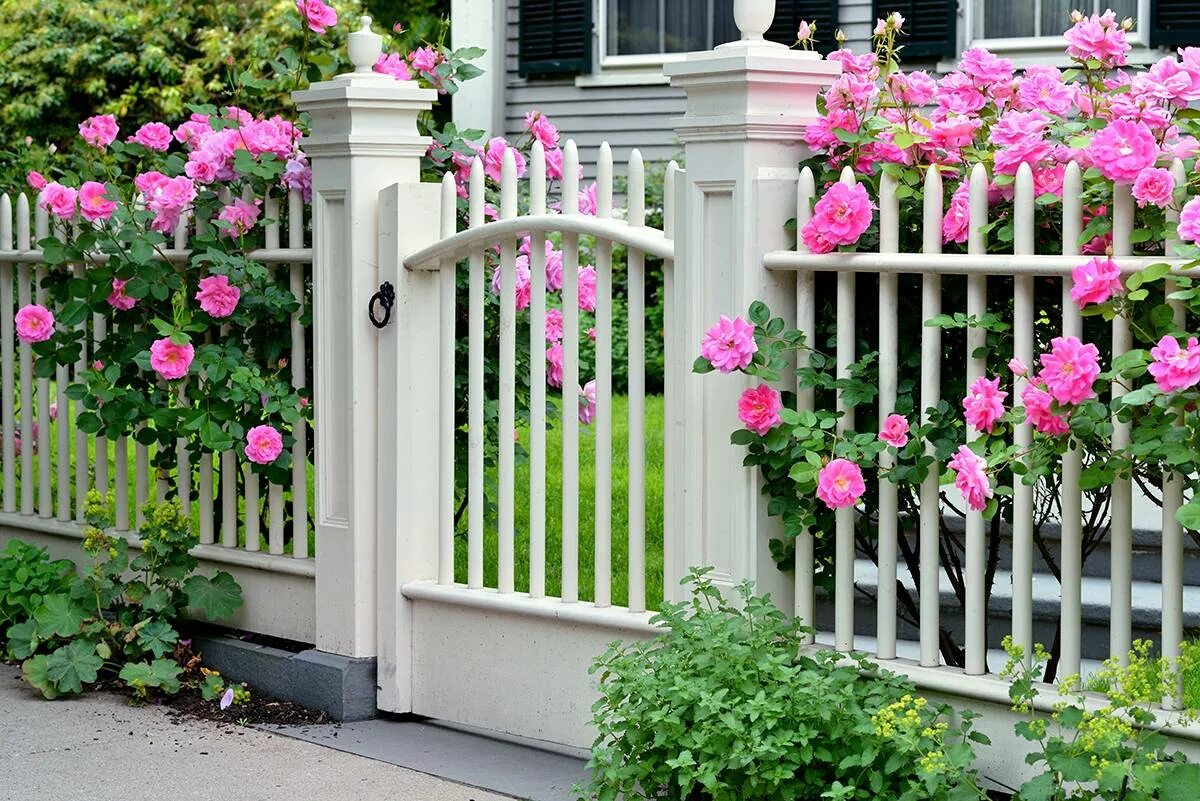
<box><xmin>0</xmin><ymin>665</ymin><xmax>516</xmax><ymax>801</ymax></box>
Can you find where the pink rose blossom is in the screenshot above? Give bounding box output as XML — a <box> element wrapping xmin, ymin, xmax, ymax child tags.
<box><xmin>1149</xmin><ymin>335</ymin><xmax>1200</xmax><ymax>393</ymax></box>
<box><xmin>78</xmin><ymin>181</ymin><xmax>117</xmax><ymax>222</ymax></box>
<box><xmin>942</xmin><ymin>181</ymin><xmax>971</xmax><ymax>244</ymax></box>
<box><xmin>374</xmin><ymin>53</ymin><xmax>412</xmax><ymax>80</ymax></box>
<box><xmin>244</xmin><ymin>424</ymin><xmax>283</xmax><ymax>465</ymax></box>
<box><xmin>1064</xmin><ymin>10</ymin><xmax>1130</xmax><ymax>68</ymax></box>
<box><xmin>134</xmin><ymin>171</ymin><xmax>170</xmax><ymax>196</ymax></box>
<box><xmin>145</xmin><ymin>176</ymin><xmax>197</xmax><ymax>234</ymax></box>
<box><xmin>546</xmin><ymin>344</ymin><xmax>564</xmax><ymax>388</ymax></box>
<box><xmin>107</xmin><ymin>279</ymin><xmax>136</xmax><ymax>311</ymax></box>
<box><xmin>803</xmin><ymin>182</ymin><xmax>874</xmax><ymax>248</ymax></box>
<box><xmin>816</xmin><ymin>458</ymin><xmax>866</xmax><ymax>510</ymax></box>
<box><xmin>409</xmin><ymin>46</ymin><xmax>440</xmax><ymax>73</ymax></box>
<box><xmin>1039</xmin><ymin>336</ymin><xmax>1101</xmax><ymax>405</ymax></box>
<box><xmin>578</xmin><ymin>380</ymin><xmax>597</xmax><ymax>425</ymax></box>
<box><xmin>1178</xmin><ymin>197</ymin><xmax>1200</xmax><ymax>244</ymax></box>
<box><xmin>1070</xmin><ymin>257</ymin><xmax>1123</xmax><ymax>308</ymax></box>
<box><xmin>826</xmin><ymin>49</ymin><xmax>878</xmax><ymax>79</ymax></box>
<box><xmin>544</xmin><ymin>308</ymin><xmax>564</xmax><ymax>341</ymax></box>
<box><xmin>1132</xmin><ymin>167</ymin><xmax>1175</xmax><ymax>208</ymax></box>
<box><xmin>1021</xmin><ymin>383</ymin><xmax>1070</xmax><ymax>436</ymax></box>
<box><xmin>887</xmin><ymin>70</ymin><xmax>936</xmax><ymax>106</ymax></box>
<box><xmin>737</xmin><ymin>385</ymin><xmax>783</xmax><ymax>436</ymax></box>
<box><xmin>128</xmin><ymin>122</ymin><xmax>173</xmax><ymax>151</ymax></box>
<box><xmin>217</xmin><ymin>198</ymin><xmax>261</xmax><ymax>238</ymax></box>
<box><xmin>490</xmin><ymin>260</ymin><xmax>532</xmax><ymax>312</ymax></box>
<box><xmin>48</xmin><ymin>403</ymin><xmax>57</xmax><ymax>421</ymax></box>
<box><xmin>800</xmin><ymin>224</ymin><xmax>836</xmax><ymax>254</ymax></box>
<box><xmin>282</xmin><ymin>154</ymin><xmax>313</xmax><ymax>202</ymax></box>
<box><xmin>948</xmin><ymin>445</ymin><xmax>992</xmax><ymax>512</ymax></box>
<box><xmin>879</xmin><ymin>414</ymin><xmax>909</xmax><ymax>448</ymax></box>
<box><xmin>14</xmin><ymin>304</ymin><xmax>54</xmax><ymax>343</ymax></box>
<box><xmin>576</xmin><ymin>266</ymin><xmax>597</xmax><ymax>312</ymax></box>
<box><xmin>25</xmin><ymin>171</ymin><xmax>46</xmax><ymax>191</ymax></box>
<box><xmin>149</xmin><ymin>338</ymin><xmax>194</xmax><ymax>381</ymax></box>
<box><xmin>1008</xmin><ymin>358</ymin><xmax>1028</xmax><ymax>377</ymax></box>
<box><xmin>962</xmin><ymin>376</ymin><xmax>1007</xmax><ymax>433</ymax></box>
<box><xmin>936</xmin><ymin>72</ymin><xmax>987</xmax><ymax>116</ymax></box>
<box><xmin>578</xmin><ymin>183</ymin><xmax>598</xmax><ymax>216</ymax></box>
<box><xmin>296</xmin><ymin>0</ymin><xmax>337</xmax><ymax>34</ymax></box>
<box><xmin>524</xmin><ymin>112</ymin><xmax>560</xmax><ymax>149</ymax></box>
<box><xmin>1016</xmin><ymin>65</ymin><xmax>1075</xmax><ymax>116</ymax></box>
<box><xmin>482</xmin><ymin>137</ymin><xmax>527</xmax><ymax>183</ymax></box>
<box><xmin>1086</xmin><ymin>120</ymin><xmax>1158</xmax><ymax>183</ymax></box>
<box><xmin>38</xmin><ymin>183</ymin><xmax>77</xmax><ymax>220</ymax></box>
<box><xmin>930</xmin><ymin>115</ymin><xmax>981</xmax><ymax>154</ymax></box>
<box><xmin>195</xmin><ymin>275</ymin><xmax>241</xmax><ymax>319</ymax></box>
<box><xmin>700</xmin><ymin>315</ymin><xmax>757</xmax><ymax>373</ymax></box>
<box><xmin>78</xmin><ymin>114</ymin><xmax>119</xmax><ymax>149</ymax></box>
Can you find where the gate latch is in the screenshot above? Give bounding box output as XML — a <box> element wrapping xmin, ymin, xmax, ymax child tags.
<box><xmin>368</xmin><ymin>282</ymin><xmax>395</xmax><ymax>329</ymax></box>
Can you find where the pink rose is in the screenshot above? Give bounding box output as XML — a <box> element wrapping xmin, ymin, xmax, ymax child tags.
<box><xmin>524</xmin><ymin>112</ymin><xmax>560</xmax><ymax>149</ymax></box>
<box><xmin>800</xmin><ymin>224</ymin><xmax>837</xmax><ymax>254</ymax></box>
<box><xmin>296</xmin><ymin>0</ymin><xmax>337</xmax><ymax>34</ymax></box>
<box><xmin>78</xmin><ymin>114</ymin><xmax>119</xmax><ymax>149</ymax></box>
<box><xmin>282</xmin><ymin>155</ymin><xmax>313</xmax><ymax>203</ymax></box>
<box><xmin>942</xmin><ymin>181</ymin><xmax>971</xmax><ymax>245</ymax></box>
<box><xmin>576</xmin><ymin>266</ymin><xmax>597</xmax><ymax>313</ymax></box>
<box><xmin>490</xmin><ymin>261</ymin><xmax>532</xmax><ymax>313</ymax></box>
<box><xmin>1039</xmin><ymin>336</ymin><xmax>1101</xmax><ymax>406</ymax></box>
<box><xmin>1064</xmin><ymin>10</ymin><xmax>1130</xmax><ymax>69</ymax></box>
<box><xmin>1070</xmin><ymin>257</ymin><xmax>1123</xmax><ymax>308</ymax></box>
<box><xmin>879</xmin><ymin>413</ymin><xmax>909</xmax><ymax>448</ymax></box>
<box><xmin>14</xmin><ymin>304</ymin><xmax>54</xmax><ymax>343</ymax></box>
<box><xmin>107</xmin><ymin>279</ymin><xmax>136</xmax><ymax>312</ymax></box>
<box><xmin>962</xmin><ymin>376</ymin><xmax>1007</xmax><ymax>433</ymax></box>
<box><xmin>481</xmin><ymin>137</ymin><xmax>527</xmax><ymax>183</ymax></box>
<box><xmin>195</xmin><ymin>275</ymin><xmax>241</xmax><ymax>319</ymax></box>
<box><xmin>375</xmin><ymin>53</ymin><xmax>412</xmax><ymax>80</ymax></box>
<box><xmin>959</xmin><ymin>47</ymin><xmax>1012</xmax><ymax>91</ymax></box>
<box><xmin>1149</xmin><ymin>335</ymin><xmax>1200</xmax><ymax>393</ymax></box>
<box><xmin>244</xmin><ymin>425</ymin><xmax>284</xmax><ymax>464</ymax></box>
<box><xmin>409</xmin><ymin>46</ymin><xmax>440</xmax><ymax>73</ymax></box>
<box><xmin>936</xmin><ymin>72</ymin><xmax>987</xmax><ymax>116</ymax></box>
<box><xmin>217</xmin><ymin>198</ymin><xmax>261</xmax><ymax>238</ymax></box>
<box><xmin>149</xmin><ymin>338</ymin><xmax>195</xmax><ymax>381</ymax></box>
<box><xmin>145</xmin><ymin>176</ymin><xmax>197</xmax><ymax>234</ymax></box>
<box><xmin>737</xmin><ymin>385</ymin><xmax>783</xmax><ymax>436</ymax></box>
<box><xmin>128</xmin><ymin>122</ymin><xmax>173</xmax><ymax>151</ymax></box>
<box><xmin>1086</xmin><ymin>120</ymin><xmax>1158</xmax><ymax>184</ymax></box>
<box><xmin>1131</xmin><ymin>167</ymin><xmax>1175</xmax><ymax>208</ymax></box>
<box><xmin>38</xmin><ymin>182</ymin><xmax>78</xmax><ymax>220</ymax></box>
<box><xmin>578</xmin><ymin>184</ymin><xmax>598</xmax><ymax>216</ymax></box>
<box><xmin>26</xmin><ymin>171</ymin><xmax>46</xmax><ymax>191</ymax></box>
<box><xmin>578</xmin><ymin>380</ymin><xmax>597</xmax><ymax>425</ymax></box>
<box><xmin>700</xmin><ymin>315</ymin><xmax>757</xmax><ymax>373</ymax></box>
<box><xmin>816</xmin><ymin>458</ymin><xmax>866</xmax><ymax>510</ymax></box>
<box><xmin>1179</xmin><ymin>197</ymin><xmax>1200</xmax><ymax>244</ymax></box>
<box><xmin>546</xmin><ymin>344</ymin><xmax>564</xmax><ymax>388</ymax></box>
<box><xmin>544</xmin><ymin>308</ymin><xmax>563</xmax><ymax>342</ymax></box>
<box><xmin>78</xmin><ymin>181</ymin><xmax>117</xmax><ymax>222</ymax></box>
<box><xmin>134</xmin><ymin>171</ymin><xmax>170</xmax><ymax>196</ymax></box>
<box><xmin>803</xmin><ymin>182</ymin><xmax>874</xmax><ymax>247</ymax></box>
<box><xmin>1022</xmin><ymin>383</ymin><xmax>1070</xmax><ymax>436</ymax></box>
<box><xmin>1016</xmin><ymin>66</ymin><xmax>1075</xmax><ymax>116</ymax></box>
<box><xmin>948</xmin><ymin>445</ymin><xmax>992</xmax><ymax>512</ymax></box>
<box><xmin>1008</xmin><ymin>358</ymin><xmax>1028</xmax><ymax>377</ymax></box>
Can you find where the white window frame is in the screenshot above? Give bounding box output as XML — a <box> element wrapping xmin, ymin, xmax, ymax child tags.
<box><xmin>962</xmin><ymin>0</ymin><xmax>1153</xmax><ymax>59</ymax></box>
<box><xmin>596</xmin><ymin>0</ymin><xmax>723</xmax><ymax>69</ymax></box>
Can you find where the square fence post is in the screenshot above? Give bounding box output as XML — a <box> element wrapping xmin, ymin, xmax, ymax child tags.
<box><xmin>293</xmin><ymin>17</ymin><xmax>437</xmax><ymax>658</ymax></box>
<box><xmin>664</xmin><ymin>21</ymin><xmax>839</xmax><ymax>607</ymax></box>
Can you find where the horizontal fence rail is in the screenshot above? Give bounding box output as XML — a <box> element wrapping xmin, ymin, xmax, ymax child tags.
<box><xmin>771</xmin><ymin>158</ymin><xmax>1191</xmax><ymax>705</ymax></box>
<box><xmin>0</xmin><ymin>189</ymin><xmax>315</xmax><ymax>570</ymax></box>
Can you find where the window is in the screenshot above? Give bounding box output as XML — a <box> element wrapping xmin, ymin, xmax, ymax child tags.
<box><xmin>968</xmin><ymin>0</ymin><xmax>1147</xmax><ymax>50</ymax></box>
<box><xmin>601</xmin><ymin>0</ymin><xmax>738</xmax><ymax>65</ymax></box>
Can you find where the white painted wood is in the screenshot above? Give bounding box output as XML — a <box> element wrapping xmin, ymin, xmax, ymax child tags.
<box><xmin>135</xmin><ymin>437</ymin><xmax>149</xmax><ymax>528</ymax></box>
<box><xmin>919</xmin><ymin>165</ymin><xmax>943</xmax><ymax>668</ymax></box>
<box><xmin>438</xmin><ymin>173</ymin><xmax>457</xmax><ymax>586</ymax></box>
<box><xmin>498</xmin><ymin>149</ymin><xmax>518</xmax><ymax>596</ymax></box>
<box><xmin>561</xmin><ymin>140</ymin><xmax>581</xmax><ymax>604</ymax></box>
<box><xmin>794</xmin><ymin>166</ymin><xmax>816</xmax><ymax>643</ymax></box>
<box><xmin>1011</xmin><ymin>163</ymin><xmax>1036</xmax><ymax>666</ymax></box>
<box><xmin>221</xmin><ymin>450</ymin><xmax>237</xmax><ymax>548</ymax></box>
<box><xmin>593</xmin><ymin>143</ymin><xmax>614</xmax><ymax>609</ymax></box>
<box><xmin>964</xmin><ymin>163</ymin><xmax>989</xmax><ymax>676</ymax></box>
<box><xmin>198</xmin><ymin>452</ymin><xmax>214</xmax><ymax>544</ymax></box>
<box><xmin>467</xmin><ymin>158</ymin><xmax>485</xmax><ymax>591</ymax></box>
<box><xmin>288</xmin><ymin>189</ymin><xmax>309</xmax><ymax>560</ymax></box>
<box><xmin>16</xmin><ymin>196</ymin><xmax>33</xmax><ymax>518</ymax></box>
<box><xmin>528</xmin><ymin>144</ymin><xmax>548</xmax><ymax>600</ymax></box>
<box><xmin>243</xmin><ymin>463</ymin><xmax>260</xmax><ymax>552</ymax></box>
<box><xmin>834</xmin><ymin>166</ymin><xmax>857</xmax><ymax>654</ymax></box>
<box><xmin>626</xmin><ymin>149</ymin><xmax>647</xmax><ymax>614</ymax></box>
<box><xmin>1110</xmin><ymin>181</ymin><xmax>1135</xmax><ymax>667</ymax></box>
<box><xmin>876</xmin><ymin>169</ymin><xmax>899</xmax><ymax>660</ymax></box>
<box><xmin>71</xmin><ymin>255</ymin><xmax>87</xmax><ymax>522</ymax></box>
<box><xmin>0</xmin><ymin>194</ymin><xmax>13</xmax><ymax>515</ymax></box>
<box><xmin>268</xmin><ymin>483</ymin><xmax>285</xmax><ymax>555</ymax></box>
<box><xmin>35</xmin><ymin>207</ymin><xmax>50</xmax><ymax>518</ymax></box>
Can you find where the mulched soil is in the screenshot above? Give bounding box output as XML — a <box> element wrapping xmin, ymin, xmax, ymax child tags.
<box><xmin>160</xmin><ymin>683</ymin><xmax>331</xmax><ymax>727</ymax></box>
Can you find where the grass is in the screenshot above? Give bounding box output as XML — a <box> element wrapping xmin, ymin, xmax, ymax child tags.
<box><xmin>453</xmin><ymin>394</ymin><xmax>668</xmax><ymax>610</ymax></box>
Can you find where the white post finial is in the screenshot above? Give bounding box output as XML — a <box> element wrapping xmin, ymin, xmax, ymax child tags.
<box><xmin>348</xmin><ymin>15</ymin><xmax>382</xmax><ymax>73</ymax></box>
<box><xmin>734</xmin><ymin>0</ymin><xmax>776</xmax><ymax>42</ymax></box>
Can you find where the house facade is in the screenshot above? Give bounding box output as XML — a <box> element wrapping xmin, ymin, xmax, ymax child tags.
<box><xmin>451</xmin><ymin>0</ymin><xmax>1195</xmax><ymax>176</ymax></box>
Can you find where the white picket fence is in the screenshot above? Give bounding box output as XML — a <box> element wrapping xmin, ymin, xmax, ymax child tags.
<box><xmin>0</xmin><ymin>188</ymin><xmax>315</xmax><ymax>641</ymax></box>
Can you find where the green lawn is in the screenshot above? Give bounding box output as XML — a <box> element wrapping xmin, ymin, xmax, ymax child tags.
<box><xmin>454</xmin><ymin>395</ymin><xmax>667</xmax><ymax>610</ymax></box>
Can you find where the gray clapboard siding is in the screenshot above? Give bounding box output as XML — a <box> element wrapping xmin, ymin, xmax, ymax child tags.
<box><xmin>501</xmin><ymin>0</ymin><xmax>877</xmax><ymax>178</ymax></box>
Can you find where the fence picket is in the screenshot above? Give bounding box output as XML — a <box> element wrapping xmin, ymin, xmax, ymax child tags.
<box><xmin>467</xmin><ymin>158</ymin><xmax>485</xmax><ymax>589</ymax></box>
<box><xmin>626</xmin><ymin>149</ymin><xmax>647</xmax><ymax>614</ymax></box>
<box><xmin>561</xmin><ymin>140</ymin><xmax>581</xmax><ymax>604</ymax></box>
<box><xmin>593</xmin><ymin>143</ymin><xmax>614</xmax><ymax>609</ymax></box>
<box><xmin>35</xmin><ymin>208</ymin><xmax>50</xmax><ymax>518</ymax></box>
<box><xmin>528</xmin><ymin>143</ymin><xmax>548</xmax><ymax>599</ymax></box>
<box><xmin>17</xmin><ymin>195</ymin><xmax>33</xmax><ymax>517</ymax></box>
<box><xmin>0</xmin><ymin>194</ymin><xmax>12</xmax><ymax>515</ymax></box>
<box><xmin>1110</xmin><ymin>181</ymin><xmax>1136</xmax><ymax>668</ymax></box>
<box><xmin>834</xmin><ymin>167</ymin><xmax>857</xmax><ymax>653</ymax></box>
<box><xmin>438</xmin><ymin>172</ymin><xmax>457</xmax><ymax>584</ymax></box>
<box><xmin>794</xmin><ymin>166</ymin><xmax>816</xmax><ymax>643</ymax></box>
<box><xmin>497</xmin><ymin>148</ymin><xmax>518</xmax><ymax>595</ymax></box>
<box><xmin>964</xmin><ymin>162</ymin><xmax>989</xmax><ymax>676</ymax></box>
<box><xmin>919</xmin><ymin>165</ymin><xmax>943</xmax><ymax>667</ymax></box>
<box><xmin>876</xmin><ymin>170</ymin><xmax>899</xmax><ymax>661</ymax></box>
<box><xmin>288</xmin><ymin>188</ymin><xmax>309</xmax><ymax>559</ymax></box>
<box><xmin>1011</xmin><ymin>163</ymin><xmax>1036</xmax><ymax>666</ymax></box>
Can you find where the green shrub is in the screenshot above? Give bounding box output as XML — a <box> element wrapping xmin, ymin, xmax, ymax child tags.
<box><xmin>1085</xmin><ymin>638</ymin><xmax>1200</xmax><ymax>711</ymax></box>
<box><xmin>582</xmin><ymin>567</ymin><xmax>986</xmax><ymax>801</ymax></box>
<box><xmin>5</xmin><ymin>490</ymin><xmax>243</xmax><ymax>699</ymax></box>
<box><xmin>0</xmin><ymin>540</ymin><xmax>75</xmax><ymax>634</ymax></box>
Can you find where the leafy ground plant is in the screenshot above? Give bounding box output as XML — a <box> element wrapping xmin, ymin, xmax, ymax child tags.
<box><xmin>582</xmin><ymin>567</ymin><xmax>987</xmax><ymax>801</ymax></box>
<box><xmin>1003</xmin><ymin>637</ymin><xmax>1200</xmax><ymax>800</ymax></box>
<box><xmin>0</xmin><ymin>539</ymin><xmax>74</xmax><ymax>632</ymax></box>
<box><xmin>4</xmin><ymin>490</ymin><xmax>242</xmax><ymax>699</ymax></box>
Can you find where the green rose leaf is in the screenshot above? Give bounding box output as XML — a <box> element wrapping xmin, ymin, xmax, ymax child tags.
<box><xmin>183</xmin><ymin>572</ymin><xmax>243</xmax><ymax>621</ymax></box>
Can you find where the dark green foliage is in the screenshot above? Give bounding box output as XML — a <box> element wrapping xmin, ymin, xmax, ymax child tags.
<box><xmin>0</xmin><ymin>540</ymin><xmax>74</xmax><ymax>631</ymax></box>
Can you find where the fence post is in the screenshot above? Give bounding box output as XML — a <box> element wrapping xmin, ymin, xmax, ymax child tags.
<box><xmin>664</xmin><ymin>11</ymin><xmax>839</xmax><ymax>607</ymax></box>
<box><xmin>293</xmin><ymin>17</ymin><xmax>437</xmax><ymax>658</ymax></box>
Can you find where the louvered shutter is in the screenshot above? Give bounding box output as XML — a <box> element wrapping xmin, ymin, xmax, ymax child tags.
<box><xmin>518</xmin><ymin>0</ymin><xmax>592</xmax><ymax>77</ymax></box>
<box><xmin>871</xmin><ymin>0</ymin><xmax>957</xmax><ymax>59</ymax></box>
<box><xmin>767</xmin><ymin>0</ymin><xmax>840</xmax><ymax>55</ymax></box>
<box><xmin>1150</xmin><ymin>0</ymin><xmax>1200</xmax><ymax>49</ymax></box>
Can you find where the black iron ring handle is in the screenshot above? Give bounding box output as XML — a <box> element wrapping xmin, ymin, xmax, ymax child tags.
<box><xmin>368</xmin><ymin>282</ymin><xmax>395</xmax><ymax>329</ymax></box>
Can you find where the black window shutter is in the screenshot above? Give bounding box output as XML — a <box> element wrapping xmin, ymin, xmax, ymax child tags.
<box><xmin>871</xmin><ymin>1</ymin><xmax>957</xmax><ymax>59</ymax></box>
<box><xmin>518</xmin><ymin>0</ymin><xmax>592</xmax><ymax>77</ymax></box>
<box><xmin>767</xmin><ymin>0</ymin><xmax>840</xmax><ymax>55</ymax></box>
<box><xmin>1150</xmin><ymin>0</ymin><xmax>1200</xmax><ymax>49</ymax></box>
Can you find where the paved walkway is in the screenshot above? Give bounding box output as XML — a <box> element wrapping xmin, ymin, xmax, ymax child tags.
<box><xmin>0</xmin><ymin>665</ymin><xmax>516</xmax><ymax>801</ymax></box>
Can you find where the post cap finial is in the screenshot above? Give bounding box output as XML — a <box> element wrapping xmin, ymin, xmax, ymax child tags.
<box><xmin>734</xmin><ymin>0</ymin><xmax>776</xmax><ymax>42</ymax></box>
<box><xmin>348</xmin><ymin>15</ymin><xmax>382</xmax><ymax>73</ymax></box>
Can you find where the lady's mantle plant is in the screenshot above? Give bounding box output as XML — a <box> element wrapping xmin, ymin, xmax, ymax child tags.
<box><xmin>582</xmin><ymin>567</ymin><xmax>986</xmax><ymax>801</ymax></box>
<box><xmin>696</xmin><ymin>9</ymin><xmax>1200</xmax><ymax>672</ymax></box>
